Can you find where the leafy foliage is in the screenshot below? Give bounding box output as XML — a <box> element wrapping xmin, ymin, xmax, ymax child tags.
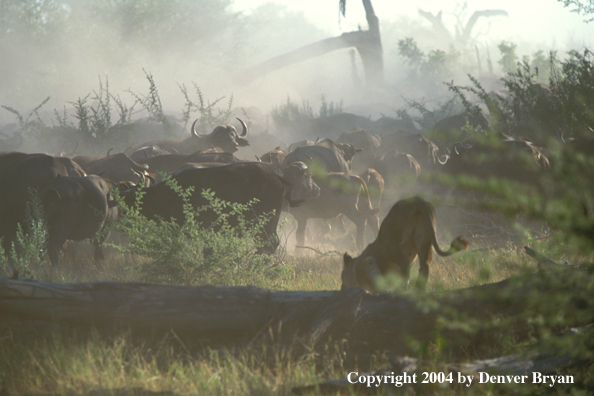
<box><xmin>394</xmin><ymin>95</ymin><xmax>467</xmax><ymax>132</ymax></box>
<box><xmin>178</xmin><ymin>83</ymin><xmax>234</xmax><ymax>134</ymax></box>
<box><xmin>1</xmin><ymin>97</ymin><xmax>51</xmax><ymax>139</ymax></box>
<box><xmin>398</xmin><ymin>37</ymin><xmax>461</xmax><ymax>82</ymax></box>
<box><xmin>559</xmin><ymin>0</ymin><xmax>594</xmax><ymax>22</ymax></box>
<box><xmin>112</xmin><ymin>177</ymin><xmax>290</xmax><ymax>286</ymax></box>
<box><xmin>0</xmin><ymin>189</ymin><xmax>48</xmax><ymax>276</ymax></box>
<box><xmin>497</xmin><ymin>41</ymin><xmax>519</xmax><ymax>74</ymax></box>
<box><xmin>446</xmin><ymin>48</ymin><xmax>594</xmax><ymax>141</ymax></box>
<box><xmin>428</xmin><ymin>51</ymin><xmax>594</xmax><ymax>387</ymax></box>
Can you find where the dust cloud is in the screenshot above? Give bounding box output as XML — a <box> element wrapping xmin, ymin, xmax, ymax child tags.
<box><xmin>0</xmin><ymin>0</ymin><xmax>591</xmax><ymax>155</ymax></box>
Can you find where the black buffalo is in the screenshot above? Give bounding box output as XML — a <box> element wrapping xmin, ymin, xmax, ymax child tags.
<box><xmin>0</xmin><ymin>152</ymin><xmax>86</xmax><ymax>254</ymax></box>
<box><xmin>442</xmin><ymin>133</ymin><xmax>550</xmax><ymax>186</ymax></box>
<box><xmin>73</xmin><ymin>152</ymin><xmax>149</xmax><ymax>184</ymax></box>
<box><xmin>41</xmin><ymin>175</ymin><xmax>117</xmax><ymax>265</ymax></box>
<box><xmin>137</xmin><ymin>118</ymin><xmax>249</xmax><ymax>155</ymax></box>
<box><xmin>119</xmin><ymin>162</ymin><xmax>320</xmax><ymax>254</ymax></box>
<box><xmin>282</xmin><ymin>139</ymin><xmax>360</xmax><ymax>175</ymax></box>
<box><xmin>139</xmin><ymin>149</ymin><xmax>241</xmax><ymax>176</ymax></box>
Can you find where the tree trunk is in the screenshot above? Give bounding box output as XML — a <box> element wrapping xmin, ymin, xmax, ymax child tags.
<box><xmin>0</xmin><ymin>268</ymin><xmax>589</xmax><ymax>358</ymax></box>
<box><xmin>242</xmin><ymin>0</ymin><xmax>384</xmax><ymax>88</ymax></box>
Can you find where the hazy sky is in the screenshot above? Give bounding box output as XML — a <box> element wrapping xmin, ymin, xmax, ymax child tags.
<box><xmin>233</xmin><ymin>0</ymin><xmax>594</xmax><ymax>49</ymax></box>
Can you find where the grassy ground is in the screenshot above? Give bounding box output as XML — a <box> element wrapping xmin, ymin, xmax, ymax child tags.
<box><xmin>1</xmin><ymin>236</ymin><xmax>551</xmax><ymax>395</ymax></box>
<box><xmin>2</xmin><ymin>202</ymin><xmax>590</xmax><ymax>395</ymax></box>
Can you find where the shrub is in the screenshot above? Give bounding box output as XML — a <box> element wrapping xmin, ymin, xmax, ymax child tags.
<box><xmin>0</xmin><ymin>189</ymin><xmax>48</xmax><ymax>277</ymax></box>
<box><xmin>1</xmin><ymin>97</ymin><xmax>50</xmax><ymax>141</ymax></box>
<box><xmin>112</xmin><ymin>177</ymin><xmax>291</xmax><ymax>286</ymax></box>
<box><xmin>271</xmin><ymin>95</ymin><xmax>343</xmax><ymax>131</ymax></box>
<box><xmin>446</xmin><ymin>48</ymin><xmax>594</xmax><ymax>141</ymax></box>
<box><xmin>178</xmin><ymin>81</ymin><xmax>234</xmax><ymax>133</ymax></box>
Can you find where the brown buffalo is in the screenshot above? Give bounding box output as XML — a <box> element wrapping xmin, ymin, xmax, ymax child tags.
<box><xmin>127</xmin><ymin>145</ymin><xmax>173</xmax><ymax>161</ymax></box>
<box><xmin>373</xmin><ymin>151</ymin><xmax>421</xmax><ymax>186</ymax></box>
<box><xmin>289</xmin><ymin>172</ymin><xmax>379</xmax><ymax>250</ymax></box>
<box><xmin>442</xmin><ymin>133</ymin><xmax>550</xmax><ymax>187</ymax></box>
<box><xmin>260</xmin><ymin>147</ymin><xmax>288</xmax><ymax>167</ymax></box>
<box><xmin>359</xmin><ymin>168</ymin><xmax>384</xmax><ymax>209</ymax></box>
<box><xmin>337</xmin><ymin>128</ymin><xmax>382</xmax><ymax>172</ymax></box>
<box><xmin>283</xmin><ymin>139</ymin><xmax>360</xmax><ymax>175</ymax></box>
<box><xmin>379</xmin><ymin>132</ymin><xmax>446</xmax><ymax>168</ymax></box>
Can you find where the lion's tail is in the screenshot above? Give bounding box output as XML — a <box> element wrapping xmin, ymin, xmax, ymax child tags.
<box><xmin>418</xmin><ymin>198</ymin><xmax>469</xmax><ymax>256</ymax></box>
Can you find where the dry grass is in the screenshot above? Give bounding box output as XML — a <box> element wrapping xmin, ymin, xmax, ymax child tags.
<box><xmin>0</xmin><ymin>208</ymin><xmax>573</xmax><ymax>396</ymax></box>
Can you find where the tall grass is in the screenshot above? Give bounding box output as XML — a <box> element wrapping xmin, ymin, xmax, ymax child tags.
<box><xmin>270</xmin><ymin>95</ymin><xmax>343</xmax><ymax>132</ymax></box>
<box><xmin>0</xmin><ymin>243</ymin><xmax>573</xmax><ymax>396</ymax></box>
<box><xmin>0</xmin><ymin>320</ymin><xmax>350</xmax><ymax>396</ymax></box>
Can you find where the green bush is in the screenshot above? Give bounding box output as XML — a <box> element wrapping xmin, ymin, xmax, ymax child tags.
<box><xmin>0</xmin><ymin>189</ymin><xmax>48</xmax><ymax>277</ymax></box>
<box><xmin>446</xmin><ymin>48</ymin><xmax>594</xmax><ymax>141</ymax></box>
<box><xmin>433</xmin><ymin>53</ymin><xmax>594</xmax><ymax>387</ymax></box>
<box><xmin>113</xmin><ymin>177</ymin><xmax>292</xmax><ymax>286</ymax></box>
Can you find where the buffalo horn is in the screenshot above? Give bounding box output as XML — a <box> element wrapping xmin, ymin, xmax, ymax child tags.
<box><xmin>293</xmin><ymin>161</ymin><xmax>308</xmax><ymax>171</ymax></box>
<box><xmin>236</xmin><ymin>117</ymin><xmax>248</xmax><ymax>137</ymax></box>
<box><xmin>146</xmin><ymin>174</ymin><xmax>157</xmax><ymax>187</ymax></box>
<box><xmin>133</xmin><ymin>169</ymin><xmax>146</xmax><ymax>186</ymax></box>
<box><xmin>437</xmin><ymin>154</ymin><xmax>449</xmax><ymax>165</ymax></box>
<box><xmin>191</xmin><ymin>119</ymin><xmax>208</xmax><ymax>138</ymax></box>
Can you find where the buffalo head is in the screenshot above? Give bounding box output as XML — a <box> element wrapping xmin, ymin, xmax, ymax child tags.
<box><xmin>191</xmin><ymin>117</ymin><xmax>249</xmax><ymax>153</ymax></box>
<box><xmin>281</xmin><ymin>161</ymin><xmax>321</xmax><ymax>205</ymax></box>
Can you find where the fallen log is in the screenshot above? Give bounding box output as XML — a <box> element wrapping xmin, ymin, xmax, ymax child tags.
<box><xmin>0</xmin><ymin>267</ymin><xmax>594</xmax><ymax>356</ymax></box>
<box><xmin>1</xmin><ymin>266</ymin><xmax>591</xmax><ymax>359</ymax></box>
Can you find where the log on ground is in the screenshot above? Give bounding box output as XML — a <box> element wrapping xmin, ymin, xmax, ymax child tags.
<box><xmin>0</xmin><ymin>268</ymin><xmax>590</xmax><ymax>356</ymax></box>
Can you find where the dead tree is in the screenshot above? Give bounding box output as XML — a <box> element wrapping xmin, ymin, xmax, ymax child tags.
<box><xmin>418</xmin><ymin>8</ymin><xmax>508</xmax><ymax>45</ymax></box>
<box><xmin>243</xmin><ymin>0</ymin><xmax>384</xmax><ymax>88</ymax></box>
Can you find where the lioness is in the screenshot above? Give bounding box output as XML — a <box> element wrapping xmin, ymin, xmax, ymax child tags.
<box><xmin>341</xmin><ymin>196</ymin><xmax>469</xmax><ymax>292</ymax></box>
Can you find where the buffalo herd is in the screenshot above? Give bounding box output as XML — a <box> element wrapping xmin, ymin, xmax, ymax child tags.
<box><xmin>0</xmin><ymin>112</ymin><xmax>559</xmax><ymax>289</ymax></box>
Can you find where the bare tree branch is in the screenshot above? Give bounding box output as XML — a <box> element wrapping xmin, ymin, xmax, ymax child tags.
<box><xmin>242</xmin><ymin>0</ymin><xmax>383</xmax><ymax>87</ymax></box>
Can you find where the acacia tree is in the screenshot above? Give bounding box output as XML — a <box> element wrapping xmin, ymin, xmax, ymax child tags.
<box><xmin>559</xmin><ymin>0</ymin><xmax>594</xmax><ymax>22</ymax></box>
<box><xmin>417</xmin><ymin>7</ymin><xmax>508</xmax><ymax>46</ymax></box>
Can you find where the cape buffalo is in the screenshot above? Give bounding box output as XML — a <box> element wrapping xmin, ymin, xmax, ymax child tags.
<box><xmin>119</xmin><ymin>162</ymin><xmax>320</xmax><ymax>254</ymax></box>
<box><xmin>41</xmin><ymin>175</ymin><xmax>117</xmax><ymax>266</ymax></box>
<box><xmin>136</xmin><ymin>118</ymin><xmax>249</xmax><ymax>155</ymax></box>
<box><xmin>0</xmin><ymin>153</ymin><xmax>86</xmax><ymax>253</ymax></box>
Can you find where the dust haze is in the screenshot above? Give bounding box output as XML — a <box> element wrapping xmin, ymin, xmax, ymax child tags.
<box><xmin>0</xmin><ymin>0</ymin><xmax>584</xmax><ymax>159</ymax></box>
<box><xmin>0</xmin><ymin>0</ymin><xmax>591</xmax><ymax>156</ymax></box>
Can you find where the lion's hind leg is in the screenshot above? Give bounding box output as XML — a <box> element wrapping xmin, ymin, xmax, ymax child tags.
<box><xmin>415</xmin><ymin>236</ymin><xmax>433</xmax><ymax>290</ymax></box>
